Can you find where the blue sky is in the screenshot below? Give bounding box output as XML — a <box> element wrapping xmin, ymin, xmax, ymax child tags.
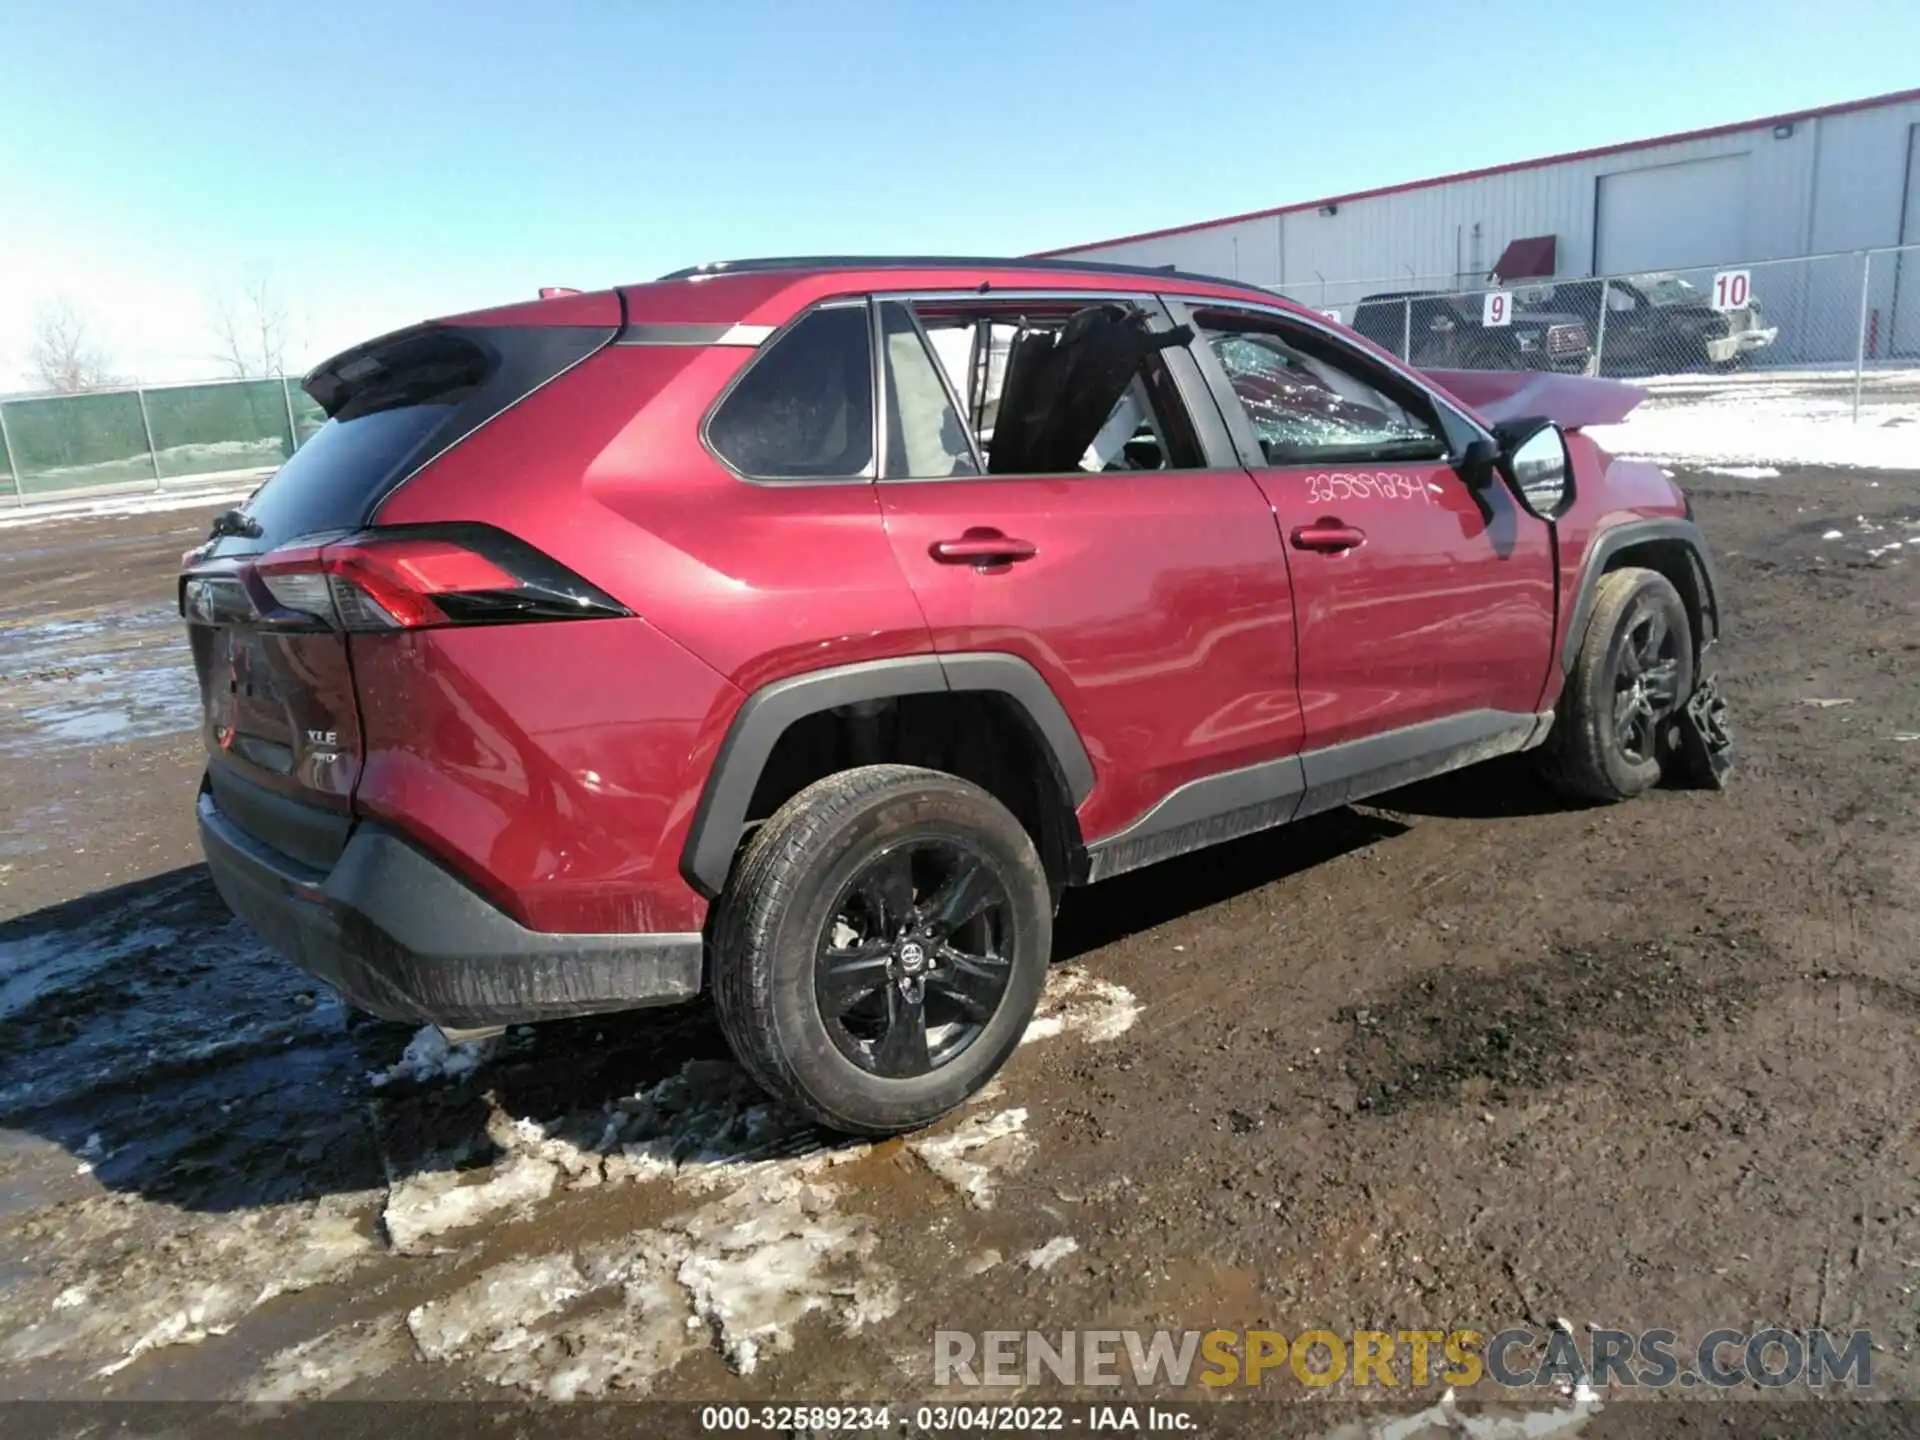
<box><xmin>3</xmin><ymin>0</ymin><xmax>1916</xmax><ymax>386</ymax></box>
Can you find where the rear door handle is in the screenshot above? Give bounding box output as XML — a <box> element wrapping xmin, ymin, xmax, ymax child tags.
<box><xmin>930</xmin><ymin>531</ymin><xmax>1038</xmax><ymax>566</ymax></box>
<box><xmin>1290</xmin><ymin>520</ymin><xmax>1366</xmax><ymax>554</ymax></box>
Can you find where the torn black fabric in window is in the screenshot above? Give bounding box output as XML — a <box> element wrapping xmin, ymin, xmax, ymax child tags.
<box><xmin>987</xmin><ymin>305</ymin><xmax>1194</xmax><ymax>475</ymax></box>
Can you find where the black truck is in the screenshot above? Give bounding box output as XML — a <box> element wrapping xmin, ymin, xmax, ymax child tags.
<box><xmin>1350</xmin><ymin>290</ymin><xmax>1593</xmax><ymax>373</ymax></box>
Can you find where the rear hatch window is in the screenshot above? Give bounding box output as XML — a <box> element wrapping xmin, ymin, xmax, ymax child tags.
<box><xmin>203</xmin><ymin>323</ymin><xmax>612</xmax><ymax>558</ymax></box>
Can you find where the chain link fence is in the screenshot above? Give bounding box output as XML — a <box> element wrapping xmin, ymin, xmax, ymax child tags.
<box><xmin>0</xmin><ymin>376</ymin><xmax>325</xmax><ymax>504</ymax></box>
<box><xmin>1269</xmin><ymin>244</ymin><xmax>1920</xmax><ymax>417</ymax></box>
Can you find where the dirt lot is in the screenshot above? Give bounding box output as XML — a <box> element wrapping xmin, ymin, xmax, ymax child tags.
<box><xmin>0</xmin><ymin>470</ymin><xmax>1916</xmax><ymax>1436</ymax></box>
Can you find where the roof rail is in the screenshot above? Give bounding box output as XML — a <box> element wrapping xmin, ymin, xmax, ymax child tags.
<box><xmin>654</xmin><ymin>254</ymin><xmax>1271</xmax><ymax>296</ymax></box>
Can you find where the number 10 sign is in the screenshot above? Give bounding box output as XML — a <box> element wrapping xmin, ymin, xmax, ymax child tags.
<box><xmin>1710</xmin><ymin>271</ymin><xmax>1751</xmax><ymax>311</ymax></box>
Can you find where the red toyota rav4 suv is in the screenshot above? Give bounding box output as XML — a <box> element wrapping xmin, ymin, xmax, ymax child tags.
<box><xmin>182</xmin><ymin>257</ymin><xmax>1727</xmax><ymax>1136</ymax></box>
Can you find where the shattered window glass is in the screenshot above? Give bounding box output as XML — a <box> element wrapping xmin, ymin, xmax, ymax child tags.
<box><xmin>1203</xmin><ymin>328</ymin><xmax>1442</xmax><ymax>464</ymax></box>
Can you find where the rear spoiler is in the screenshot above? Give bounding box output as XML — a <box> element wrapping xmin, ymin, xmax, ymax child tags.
<box><xmin>303</xmin><ymin>294</ymin><xmax>623</xmax><ymax>417</ymax></box>
<box><xmin>1423</xmin><ymin>369</ymin><xmax>1647</xmax><ymax>431</ymax></box>
<box><xmin>301</xmin><ymin>326</ymin><xmax>495</xmax><ymax>416</ymax></box>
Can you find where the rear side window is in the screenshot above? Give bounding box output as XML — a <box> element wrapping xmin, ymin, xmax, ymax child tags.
<box><xmin>220</xmin><ymin>324</ymin><xmax>609</xmax><ymax>556</ymax></box>
<box><xmin>708</xmin><ymin>304</ymin><xmax>874</xmax><ymax>480</ymax></box>
<box><xmin>906</xmin><ymin>300</ymin><xmax>1205</xmax><ymax>476</ymax></box>
<box><xmin>879</xmin><ymin>301</ymin><xmax>980</xmax><ymax>480</ymax></box>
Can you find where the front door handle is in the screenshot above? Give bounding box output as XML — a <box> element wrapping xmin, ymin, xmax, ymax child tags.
<box><xmin>1290</xmin><ymin>520</ymin><xmax>1366</xmax><ymax>554</ymax></box>
<box><xmin>930</xmin><ymin>531</ymin><xmax>1038</xmax><ymax>566</ymax></box>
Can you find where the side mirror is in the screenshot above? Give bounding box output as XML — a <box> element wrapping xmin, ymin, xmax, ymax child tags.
<box><xmin>1497</xmin><ymin>417</ymin><xmax>1576</xmax><ymax>521</ymax></box>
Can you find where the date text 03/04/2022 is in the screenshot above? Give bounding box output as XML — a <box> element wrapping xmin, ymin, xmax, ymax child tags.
<box><xmin>697</xmin><ymin>1403</ymin><xmax>1197</xmax><ymax>1432</ymax></box>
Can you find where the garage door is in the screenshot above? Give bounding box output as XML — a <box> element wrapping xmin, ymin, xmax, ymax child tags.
<box><xmin>1595</xmin><ymin>155</ymin><xmax>1750</xmax><ymax>275</ymax></box>
<box><xmin>1892</xmin><ymin>124</ymin><xmax>1920</xmax><ymax>356</ymax></box>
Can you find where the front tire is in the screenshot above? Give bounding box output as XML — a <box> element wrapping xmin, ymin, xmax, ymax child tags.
<box><xmin>1540</xmin><ymin>568</ymin><xmax>1695</xmax><ymax>802</ymax></box>
<box><xmin>711</xmin><ymin>765</ymin><xmax>1052</xmax><ymax>1136</ymax></box>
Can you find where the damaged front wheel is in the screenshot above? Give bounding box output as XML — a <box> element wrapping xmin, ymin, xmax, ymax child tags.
<box><xmin>1540</xmin><ymin>567</ymin><xmax>1697</xmax><ymax>802</ymax></box>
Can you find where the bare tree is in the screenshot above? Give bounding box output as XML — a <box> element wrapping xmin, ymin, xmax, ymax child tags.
<box><xmin>26</xmin><ymin>297</ymin><xmax>118</xmax><ymax>392</ymax></box>
<box><xmin>210</xmin><ymin>266</ymin><xmax>300</xmax><ymax>379</ymax></box>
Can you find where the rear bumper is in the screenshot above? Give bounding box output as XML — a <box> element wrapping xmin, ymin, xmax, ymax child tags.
<box><xmin>197</xmin><ymin>783</ymin><xmax>704</xmax><ymax>1027</ymax></box>
<box><xmin>1706</xmin><ymin>327</ymin><xmax>1778</xmax><ymax>362</ymax></box>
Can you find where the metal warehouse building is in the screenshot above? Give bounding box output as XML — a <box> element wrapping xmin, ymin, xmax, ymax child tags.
<box><xmin>1041</xmin><ymin>88</ymin><xmax>1920</xmax><ymax>362</ymax></box>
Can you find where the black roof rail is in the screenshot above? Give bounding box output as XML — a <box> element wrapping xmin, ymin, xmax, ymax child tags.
<box><xmin>653</xmin><ymin>254</ymin><xmax>1275</xmax><ymax>297</ymax></box>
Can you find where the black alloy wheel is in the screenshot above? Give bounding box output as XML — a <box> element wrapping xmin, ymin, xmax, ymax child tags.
<box><xmin>1610</xmin><ymin>598</ymin><xmax>1685</xmax><ymax>766</ymax></box>
<box><xmin>1538</xmin><ymin>566</ymin><xmax>1696</xmax><ymax>803</ymax></box>
<box><xmin>815</xmin><ymin>839</ymin><xmax>1014</xmax><ymax>1078</ymax></box>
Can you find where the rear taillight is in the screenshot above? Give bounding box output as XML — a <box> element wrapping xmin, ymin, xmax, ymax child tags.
<box><xmin>205</xmin><ymin>524</ymin><xmax>629</xmax><ymax>632</ymax></box>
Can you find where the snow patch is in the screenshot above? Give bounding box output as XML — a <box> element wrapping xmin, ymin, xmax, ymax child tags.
<box><xmin>242</xmin><ymin>1323</ymin><xmax>408</xmax><ymax>1402</ymax></box>
<box><xmin>1588</xmin><ymin>376</ymin><xmax>1920</xmax><ymax>470</ymax></box>
<box><xmin>674</xmin><ymin>1171</ymin><xmax>898</xmax><ymax>1376</ymax></box>
<box><xmin>362</xmin><ymin>1058</ymin><xmax>898</xmax><ymax>1397</ymax></box>
<box><xmin>0</xmin><ymin>485</ymin><xmax>261</xmax><ymax>530</ymax></box>
<box><xmin>964</xmin><ymin>1249</ymin><xmax>1003</xmax><ymax>1275</ymax></box>
<box><xmin>382</xmin><ymin>1151</ymin><xmax>558</xmax><ymax>1255</ymax></box>
<box><xmin>1319</xmin><ymin>1387</ymin><xmax>1601</xmax><ymax>1439</ymax></box>
<box><xmin>908</xmin><ymin>1108</ymin><xmax>1034</xmax><ymax>1210</ymax></box>
<box><xmin>349</xmin><ymin>970</ymin><xmax>1135</xmax><ymax>1395</ymax></box>
<box><xmin>1023</xmin><ymin>1236</ymin><xmax>1079</xmax><ymax>1272</ymax></box>
<box><xmin>366</xmin><ymin>1025</ymin><xmax>496</xmax><ymax>1088</ymax></box>
<box><xmin>407</xmin><ymin>1255</ymin><xmax>589</xmax><ymax>1362</ymax></box>
<box><xmin>375</xmin><ymin>1060</ymin><xmax>845</xmax><ymax>1256</ymax></box>
<box><xmin>1022</xmin><ymin>968</ymin><xmax>1140</xmax><ymax>1045</ymax></box>
<box><xmin>1701</xmin><ymin>465</ymin><xmax>1780</xmax><ymax>479</ymax></box>
<box><xmin>474</xmin><ymin>1232</ymin><xmax>692</xmax><ymax>1399</ymax></box>
<box><xmin>0</xmin><ymin>1195</ymin><xmax>377</xmax><ymax>1375</ymax></box>
<box><xmin>391</xmin><ymin>1168</ymin><xmax>896</xmax><ymax>1395</ymax></box>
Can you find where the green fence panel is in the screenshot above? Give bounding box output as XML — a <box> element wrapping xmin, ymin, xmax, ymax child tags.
<box><xmin>145</xmin><ymin>380</ymin><xmax>294</xmax><ymax>478</ymax></box>
<box><xmin>4</xmin><ymin>390</ymin><xmax>154</xmax><ymax>496</ymax></box>
<box><xmin>0</xmin><ymin>409</ymin><xmax>15</xmax><ymax>496</ymax></box>
<box><xmin>288</xmin><ymin>384</ymin><xmax>327</xmax><ymax>447</ymax></box>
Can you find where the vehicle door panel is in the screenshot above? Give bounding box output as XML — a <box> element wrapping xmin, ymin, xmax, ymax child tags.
<box><xmin>1176</xmin><ymin>302</ymin><xmax>1557</xmax><ymax>755</ymax></box>
<box><xmin>1254</xmin><ymin>459</ymin><xmax>1554</xmax><ymax>746</ymax></box>
<box><xmin>870</xmin><ymin>296</ymin><xmax>1304</xmax><ymax>843</ymax></box>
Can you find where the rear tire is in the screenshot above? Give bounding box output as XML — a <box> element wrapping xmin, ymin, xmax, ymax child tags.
<box><xmin>711</xmin><ymin>765</ymin><xmax>1052</xmax><ymax>1136</ymax></box>
<box><xmin>1539</xmin><ymin>568</ymin><xmax>1695</xmax><ymax>803</ymax></box>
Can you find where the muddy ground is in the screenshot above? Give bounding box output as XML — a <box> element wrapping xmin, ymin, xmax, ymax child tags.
<box><xmin>0</xmin><ymin>471</ymin><xmax>1915</xmax><ymax>1437</ymax></box>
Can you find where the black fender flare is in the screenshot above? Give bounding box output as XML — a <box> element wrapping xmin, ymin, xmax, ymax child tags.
<box><xmin>681</xmin><ymin>653</ymin><xmax>1095</xmax><ymax>897</ymax></box>
<box><xmin>1559</xmin><ymin>516</ymin><xmax>1722</xmax><ymax>675</ymax></box>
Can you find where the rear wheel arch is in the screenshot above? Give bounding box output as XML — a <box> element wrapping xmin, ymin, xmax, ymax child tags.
<box><xmin>681</xmin><ymin>654</ymin><xmax>1092</xmax><ymax>900</ymax></box>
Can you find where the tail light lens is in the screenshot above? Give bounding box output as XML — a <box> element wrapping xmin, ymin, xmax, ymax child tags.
<box><xmin>201</xmin><ymin>523</ymin><xmax>630</xmax><ymax>632</ymax></box>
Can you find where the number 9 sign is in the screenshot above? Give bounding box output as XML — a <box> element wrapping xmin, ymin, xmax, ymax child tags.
<box><xmin>1711</xmin><ymin>270</ymin><xmax>1751</xmax><ymax>311</ymax></box>
<box><xmin>1481</xmin><ymin>291</ymin><xmax>1512</xmax><ymax>327</ymax></box>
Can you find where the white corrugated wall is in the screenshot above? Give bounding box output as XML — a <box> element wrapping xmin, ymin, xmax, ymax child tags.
<box><xmin>1052</xmin><ymin>95</ymin><xmax>1920</xmax><ymax>361</ymax></box>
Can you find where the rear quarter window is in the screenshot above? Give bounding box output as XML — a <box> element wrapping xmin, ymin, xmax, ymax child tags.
<box><xmin>706</xmin><ymin>304</ymin><xmax>874</xmax><ymax>480</ymax></box>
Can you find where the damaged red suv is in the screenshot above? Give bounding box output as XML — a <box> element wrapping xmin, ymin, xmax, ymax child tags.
<box><xmin>182</xmin><ymin>257</ymin><xmax>1729</xmax><ymax>1135</ymax></box>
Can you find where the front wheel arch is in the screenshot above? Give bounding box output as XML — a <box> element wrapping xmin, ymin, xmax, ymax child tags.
<box><xmin>1558</xmin><ymin>520</ymin><xmax>1721</xmax><ymax>681</ymax></box>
